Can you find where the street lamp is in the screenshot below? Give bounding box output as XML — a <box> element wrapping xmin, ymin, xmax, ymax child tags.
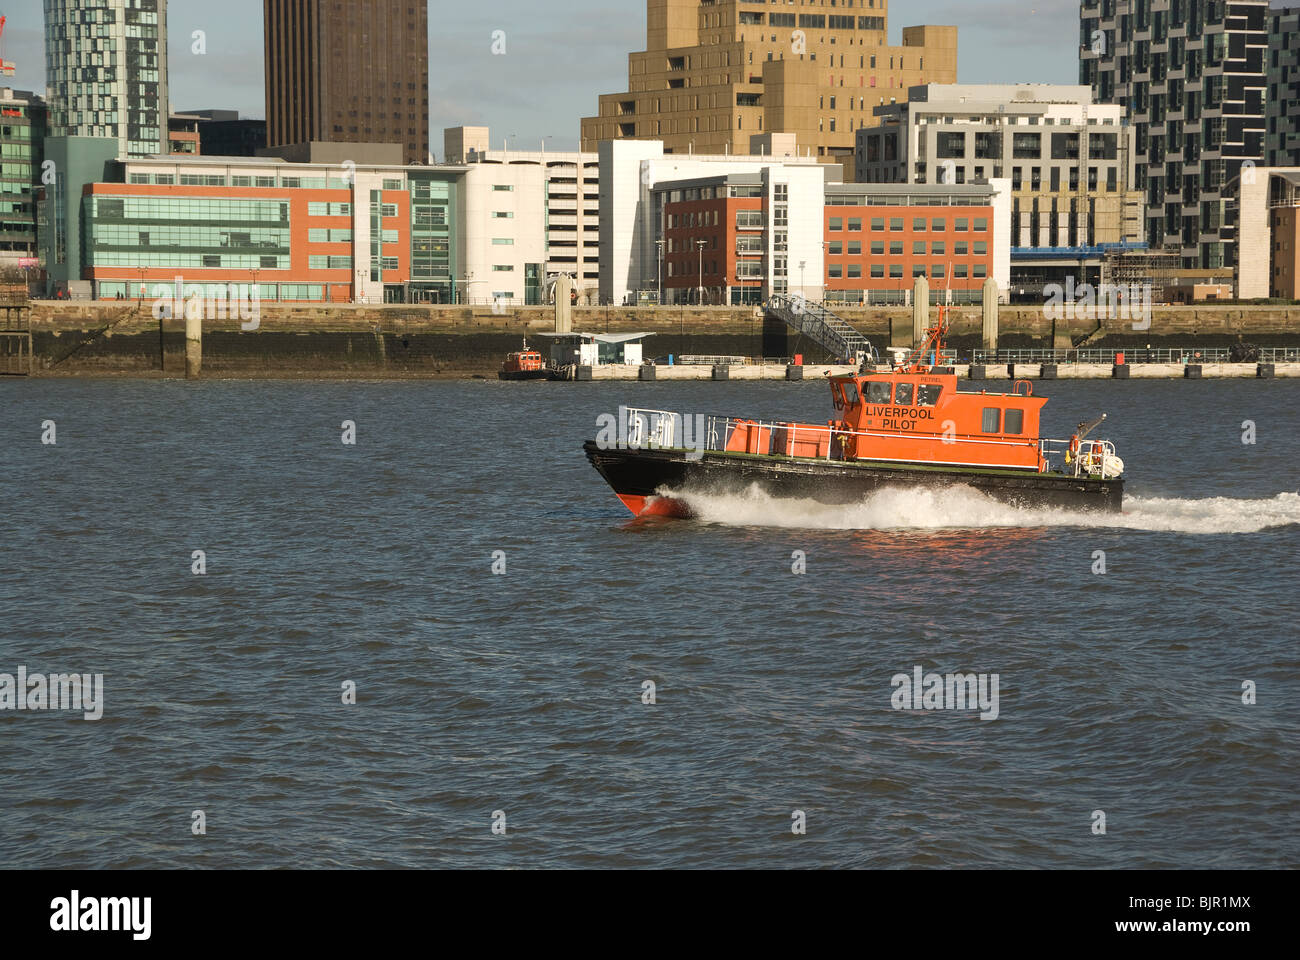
<box><xmin>799</xmin><ymin>260</ymin><xmax>806</xmax><ymax>301</ymax></box>
<box><xmin>819</xmin><ymin>239</ymin><xmax>830</xmax><ymax>304</ymax></box>
<box><xmin>696</xmin><ymin>239</ymin><xmax>706</xmax><ymax>306</ymax></box>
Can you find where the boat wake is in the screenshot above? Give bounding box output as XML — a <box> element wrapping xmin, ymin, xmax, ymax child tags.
<box><xmin>669</xmin><ymin>485</ymin><xmax>1300</xmax><ymax>534</ymax></box>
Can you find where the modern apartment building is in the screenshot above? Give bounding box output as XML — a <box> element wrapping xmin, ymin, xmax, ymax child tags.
<box><xmin>0</xmin><ymin>88</ymin><xmax>46</xmax><ymax>263</ymax></box>
<box><xmin>1231</xmin><ymin>166</ymin><xmax>1300</xmax><ymax>298</ymax></box>
<box><xmin>1265</xmin><ymin>6</ymin><xmax>1300</xmax><ymax>167</ymax></box>
<box><xmin>582</xmin><ymin>0</ymin><xmax>957</xmax><ymax>170</ymax></box>
<box><xmin>264</xmin><ymin>0</ymin><xmax>430</xmax><ymax>165</ymax></box>
<box><xmin>1079</xmin><ymin>0</ymin><xmax>1270</xmax><ymax>270</ymax></box>
<box><xmin>42</xmin><ymin>0</ymin><xmax>168</xmax><ymax>158</ymax></box>
<box><xmin>445</xmin><ymin>127</ymin><xmax>601</xmax><ymax>303</ymax></box>
<box><xmin>855</xmin><ymin>84</ymin><xmax>1143</xmax><ymax>253</ymax></box>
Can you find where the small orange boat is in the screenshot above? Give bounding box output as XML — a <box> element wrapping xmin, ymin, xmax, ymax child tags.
<box><xmin>585</xmin><ymin>311</ymin><xmax>1125</xmax><ymax>516</ymax></box>
<box><xmin>498</xmin><ymin>340</ymin><xmax>548</xmax><ymax>381</ymax></box>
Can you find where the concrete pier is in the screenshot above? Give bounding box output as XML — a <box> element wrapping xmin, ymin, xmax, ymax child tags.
<box><xmin>557</xmin><ymin>362</ymin><xmax>1300</xmax><ymax>382</ymax></box>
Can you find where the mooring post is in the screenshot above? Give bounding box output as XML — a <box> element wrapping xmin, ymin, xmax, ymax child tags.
<box><xmin>982</xmin><ymin>278</ymin><xmax>1000</xmax><ymax>355</ymax></box>
<box><xmin>185</xmin><ymin>302</ymin><xmax>202</xmax><ymax>379</ymax></box>
<box><xmin>912</xmin><ymin>276</ymin><xmax>930</xmax><ymax>347</ymax></box>
<box><xmin>554</xmin><ymin>275</ymin><xmax>573</xmax><ymax>333</ymax></box>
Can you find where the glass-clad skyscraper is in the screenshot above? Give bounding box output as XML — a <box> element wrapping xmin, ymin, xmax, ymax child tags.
<box><xmin>43</xmin><ymin>0</ymin><xmax>169</xmax><ymax>158</ymax></box>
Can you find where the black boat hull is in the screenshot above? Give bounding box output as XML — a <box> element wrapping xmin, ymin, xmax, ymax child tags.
<box><xmin>584</xmin><ymin>441</ymin><xmax>1124</xmax><ymax>515</ymax></box>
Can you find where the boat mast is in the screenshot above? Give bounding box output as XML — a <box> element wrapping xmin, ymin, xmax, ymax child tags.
<box><xmin>902</xmin><ymin>304</ymin><xmax>950</xmax><ymax>374</ymax></box>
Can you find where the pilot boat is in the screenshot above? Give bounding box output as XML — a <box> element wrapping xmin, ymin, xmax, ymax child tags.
<box><xmin>583</xmin><ymin>313</ymin><xmax>1125</xmax><ymax>517</ymax></box>
<box><xmin>498</xmin><ymin>340</ymin><xmax>548</xmax><ymax>381</ymax></box>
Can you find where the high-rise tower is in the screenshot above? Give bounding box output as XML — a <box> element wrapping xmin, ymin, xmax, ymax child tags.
<box><xmin>43</xmin><ymin>0</ymin><xmax>168</xmax><ymax>158</ymax></box>
<box><xmin>264</xmin><ymin>0</ymin><xmax>430</xmax><ymax>165</ymax></box>
<box><xmin>1080</xmin><ymin>0</ymin><xmax>1269</xmax><ymax>270</ymax></box>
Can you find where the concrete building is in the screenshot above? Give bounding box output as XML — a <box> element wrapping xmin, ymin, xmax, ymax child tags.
<box><xmin>168</xmin><ymin>113</ymin><xmax>201</xmax><ymax>155</ymax></box>
<box><xmin>444</xmin><ymin>127</ymin><xmax>601</xmax><ymax>303</ymax></box>
<box><xmin>854</xmin><ymin>84</ymin><xmax>1143</xmax><ymax>301</ymax></box>
<box><xmin>1266</xmin><ymin>6</ymin><xmax>1300</xmax><ymax>168</ymax></box>
<box><xmin>264</xmin><ymin>0</ymin><xmax>430</xmax><ymax>165</ymax></box>
<box><xmin>606</xmin><ymin>135</ymin><xmax>1010</xmax><ymax>307</ymax></box>
<box><xmin>188</xmin><ymin>111</ymin><xmax>268</xmax><ymax>157</ymax></box>
<box><xmin>855</xmin><ymin>85</ymin><xmax>1142</xmax><ymax>247</ymax></box>
<box><xmin>601</xmin><ymin>138</ymin><xmax>834</xmax><ymax>306</ymax></box>
<box><xmin>42</xmin><ymin>0</ymin><xmax>168</xmax><ymax>159</ymax></box>
<box><xmin>1080</xmin><ymin>0</ymin><xmax>1270</xmax><ymax>270</ymax></box>
<box><xmin>582</xmin><ymin>0</ymin><xmax>957</xmax><ymax>171</ymax></box>
<box><xmin>1232</xmin><ymin>166</ymin><xmax>1300</xmax><ymax>299</ymax></box>
<box><xmin>0</xmin><ymin>88</ymin><xmax>46</xmax><ymax>264</ymax></box>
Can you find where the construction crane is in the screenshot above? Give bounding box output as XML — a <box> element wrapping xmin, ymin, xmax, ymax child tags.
<box><xmin>0</xmin><ymin>17</ymin><xmax>15</xmax><ymax>77</ymax></box>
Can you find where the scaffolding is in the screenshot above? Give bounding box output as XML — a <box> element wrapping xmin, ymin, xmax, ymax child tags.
<box><xmin>1101</xmin><ymin>248</ymin><xmax>1181</xmax><ymax>299</ymax></box>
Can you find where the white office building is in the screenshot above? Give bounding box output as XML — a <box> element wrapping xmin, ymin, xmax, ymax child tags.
<box><xmin>445</xmin><ymin>127</ymin><xmax>600</xmax><ymax>303</ymax></box>
<box><xmin>599</xmin><ymin>137</ymin><xmax>835</xmax><ymax>306</ymax></box>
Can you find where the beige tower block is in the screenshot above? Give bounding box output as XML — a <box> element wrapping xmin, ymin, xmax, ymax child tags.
<box><xmin>582</xmin><ymin>0</ymin><xmax>958</xmax><ymax>167</ymax></box>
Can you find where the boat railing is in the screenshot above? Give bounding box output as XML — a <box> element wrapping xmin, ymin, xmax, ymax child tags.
<box><xmin>1039</xmin><ymin>437</ymin><xmax>1119</xmax><ymax>478</ymax></box>
<box><xmin>621</xmin><ymin>406</ymin><xmax>1122</xmax><ymax>477</ymax></box>
<box><xmin>698</xmin><ymin>413</ymin><xmax>1043</xmax><ymax>462</ymax></box>
<box><xmin>971</xmin><ymin>347</ymin><xmax>1300</xmax><ymax>364</ymax></box>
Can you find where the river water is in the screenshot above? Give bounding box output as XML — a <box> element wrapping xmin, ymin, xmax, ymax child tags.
<box><xmin>1</xmin><ymin>377</ymin><xmax>1297</xmax><ymax>868</ymax></box>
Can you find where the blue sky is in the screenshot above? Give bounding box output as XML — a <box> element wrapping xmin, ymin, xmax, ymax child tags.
<box><xmin>4</xmin><ymin>0</ymin><xmax>1093</xmax><ymax>154</ymax></box>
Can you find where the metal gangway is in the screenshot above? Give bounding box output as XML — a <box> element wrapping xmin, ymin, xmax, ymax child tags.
<box><xmin>765</xmin><ymin>294</ymin><xmax>877</xmax><ymax>365</ymax></box>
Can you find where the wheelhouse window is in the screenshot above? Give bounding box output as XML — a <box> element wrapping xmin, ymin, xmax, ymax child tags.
<box><xmin>917</xmin><ymin>384</ymin><xmax>943</xmax><ymax>405</ymax></box>
<box><xmin>842</xmin><ymin>381</ymin><xmax>860</xmax><ymax>406</ymax></box>
<box><xmin>865</xmin><ymin>380</ymin><xmax>892</xmax><ymax>403</ymax></box>
<box><xmin>895</xmin><ymin>383</ymin><xmax>915</xmax><ymax>405</ymax></box>
<box><xmin>982</xmin><ymin>408</ymin><xmax>1002</xmax><ymax>433</ymax></box>
<box><xmin>1004</xmin><ymin>409</ymin><xmax>1025</xmax><ymax>435</ymax></box>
